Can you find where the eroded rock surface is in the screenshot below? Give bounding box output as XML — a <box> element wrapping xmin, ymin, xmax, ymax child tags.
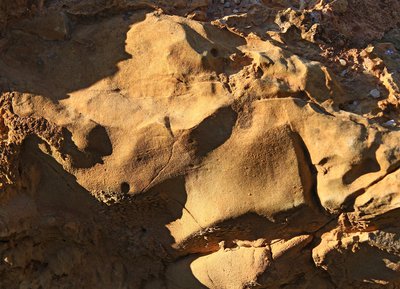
<box><xmin>1</xmin><ymin>0</ymin><xmax>400</xmax><ymax>288</ymax></box>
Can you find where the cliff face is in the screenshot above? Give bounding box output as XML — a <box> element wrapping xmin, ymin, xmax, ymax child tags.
<box><xmin>1</xmin><ymin>1</ymin><xmax>400</xmax><ymax>288</ymax></box>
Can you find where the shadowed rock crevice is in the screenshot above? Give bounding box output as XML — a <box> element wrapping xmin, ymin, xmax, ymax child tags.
<box><xmin>289</xmin><ymin>129</ymin><xmax>325</xmax><ymax>214</ymax></box>
<box><xmin>188</xmin><ymin>106</ymin><xmax>237</xmax><ymax>158</ymax></box>
<box><xmin>342</xmin><ymin>132</ymin><xmax>382</xmax><ymax>185</ymax></box>
<box><xmin>59</xmin><ymin>124</ymin><xmax>113</xmax><ymax>168</ymax></box>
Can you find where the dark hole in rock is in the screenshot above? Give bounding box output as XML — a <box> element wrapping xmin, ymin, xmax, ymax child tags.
<box><xmin>210</xmin><ymin>48</ymin><xmax>219</xmax><ymax>57</ymax></box>
<box><xmin>121</xmin><ymin>182</ymin><xmax>130</xmax><ymax>194</ymax></box>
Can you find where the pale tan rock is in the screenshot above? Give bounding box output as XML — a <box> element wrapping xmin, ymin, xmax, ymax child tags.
<box><xmin>167</xmin><ymin>247</ymin><xmax>271</xmax><ymax>289</ymax></box>
<box><xmin>167</xmin><ymin>100</ymin><xmax>325</xmax><ymax>250</ymax></box>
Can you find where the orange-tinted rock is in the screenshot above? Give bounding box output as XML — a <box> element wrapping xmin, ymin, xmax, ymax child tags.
<box><xmin>1</xmin><ymin>1</ymin><xmax>400</xmax><ymax>288</ymax></box>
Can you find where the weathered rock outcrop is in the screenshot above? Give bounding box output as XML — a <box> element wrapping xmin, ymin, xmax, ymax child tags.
<box><xmin>1</xmin><ymin>0</ymin><xmax>400</xmax><ymax>288</ymax></box>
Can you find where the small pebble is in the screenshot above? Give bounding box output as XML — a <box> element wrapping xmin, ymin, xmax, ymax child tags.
<box><xmin>3</xmin><ymin>256</ymin><xmax>12</xmax><ymax>265</ymax></box>
<box><xmin>384</xmin><ymin>119</ymin><xmax>396</xmax><ymax>127</ymax></box>
<box><xmin>233</xmin><ymin>9</ymin><xmax>239</xmax><ymax>13</ymax></box>
<box><xmin>339</xmin><ymin>58</ymin><xmax>347</xmax><ymax>66</ymax></box>
<box><xmin>224</xmin><ymin>2</ymin><xmax>231</xmax><ymax>8</ymax></box>
<box><xmin>385</xmin><ymin>49</ymin><xmax>394</xmax><ymax>56</ymax></box>
<box><xmin>369</xmin><ymin>89</ymin><xmax>380</xmax><ymax>99</ymax></box>
<box><xmin>348</xmin><ymin>100</ymin><xmax>359</xmax><ymax>111</ymax></box>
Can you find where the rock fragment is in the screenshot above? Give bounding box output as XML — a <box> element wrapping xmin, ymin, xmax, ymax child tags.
<box><xmin>339</xmin><ymin>58</ymin><xmax>347</xmax><ymax>66</ymax></box>
<box><xmin>369</xmin><ymin>88</ymin><xmax>381</xmax><ymax>98</ymax></box>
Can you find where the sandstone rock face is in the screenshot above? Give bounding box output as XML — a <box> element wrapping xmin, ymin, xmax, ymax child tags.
<box><xmin>1</xmin><ymin>1</ymin><xmax>400</xmax><ymax>288</ymax></box>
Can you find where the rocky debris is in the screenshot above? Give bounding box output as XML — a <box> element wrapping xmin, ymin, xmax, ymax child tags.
<box><xmin>339</xmin><ymin>58</ymin><xmax>347</xmax><ymax>66</ymax></box>
<box><xmin>1</xmin><ymin>1</ymin><xmax>400</xmax><ymax>289</ymax></box>
<box><xmin>369</xmin><ymin>89</ymin><xmax>381</xmax><ymax>99</ymax></box>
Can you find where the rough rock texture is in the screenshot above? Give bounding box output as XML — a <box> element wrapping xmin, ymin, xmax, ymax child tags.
<box><xmin>1</xmin><ymin>0</ymin><xmax>400</xmax><ymax>288</ymax></box>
